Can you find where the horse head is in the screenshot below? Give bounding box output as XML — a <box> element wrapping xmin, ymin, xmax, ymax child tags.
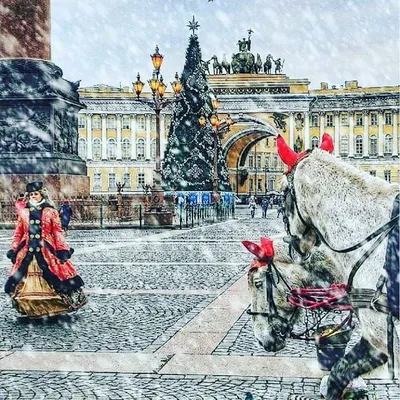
<box><xmin>278</xmin><ymin>134</ymin><xmax>334</xmax><ymax>259</ymax></box>
<box><xmin>245</xmin><ymin>236</ymin><xmax>342</xmax><ymax>352</ymax></box>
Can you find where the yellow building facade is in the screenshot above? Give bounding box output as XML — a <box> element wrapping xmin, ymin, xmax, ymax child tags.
<box><xmin>78</xmin><ymin>76</ymin><xmax>399</xmax><ymax>198</ymax></box>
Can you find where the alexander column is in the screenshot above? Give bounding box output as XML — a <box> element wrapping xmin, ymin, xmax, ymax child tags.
<box><xmin>0</xmin><ymin>0</ymin><xmax>90</xmax><ymax>200</ymax></box>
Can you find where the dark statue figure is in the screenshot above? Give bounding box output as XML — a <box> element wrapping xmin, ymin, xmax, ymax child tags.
<box><xmin>294</xmin><ymin>136</ymin><xmax>303</xmax><ymax>153</ymax></box>
<box><xmin>271</xmin><ymin>112</ymin><xmax>287</xmax><ymax>132</ymax></box>
<box><xmin>263</xmin><ymin>54</ymin><xmax>273</xmax><ymax>74</ymax></box>
<box><xmin>231</xmin><ymin>29</ymin><xmax>256</xmax><ymax>74</ymax></box>
<box><xmin>274</xmin><ymin>57</ymin><xmax>284</xmax><ymax>74</ymax></box>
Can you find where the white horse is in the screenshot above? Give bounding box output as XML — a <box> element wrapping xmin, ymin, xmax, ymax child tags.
<box><xmin>245</xmin><ymin>236</ymin><xmax>345</xmax><ymax>352</ymax></box>
<box><xmin>276</xmin><ymin>134</ymin><xmax>399</xmax><ymax>399</ymax></box>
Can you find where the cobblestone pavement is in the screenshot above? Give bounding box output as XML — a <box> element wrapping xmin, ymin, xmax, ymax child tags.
<box><xmin>0</xmin><ymin>207</ymin><xmax>398</xmax><ymax>399</ymax></box>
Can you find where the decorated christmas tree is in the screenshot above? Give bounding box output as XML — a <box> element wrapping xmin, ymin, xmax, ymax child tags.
<box><xmin>162</xmin><ymin>23</ymin><xmax>231</xmax><ymax>192</ymax></box>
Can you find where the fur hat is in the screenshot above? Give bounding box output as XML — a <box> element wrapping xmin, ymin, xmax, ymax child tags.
<box><xmin>26</xmin><ymin>181</ymin><xmax>43</xmax><ymax>193</ymax></box>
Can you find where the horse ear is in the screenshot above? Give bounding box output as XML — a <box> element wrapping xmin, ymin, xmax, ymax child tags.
<box><xmin>320</xmin><ymin>133</ymin><xmax>334</xmax><ymax>153</ymax></box>
<box><xmin>260</xmin><ymin>237</ymin><xmax>275</xmax><ymax>258</ymax></box>
<box><xmin>242</xmin><ymin>240</ymin><xmax>266</xmax><ymax>259</ymax></box>
<box><xmin>277</xmin><ymin>135</ymin><xmax>299</xmax><ymax>168</ymax></box>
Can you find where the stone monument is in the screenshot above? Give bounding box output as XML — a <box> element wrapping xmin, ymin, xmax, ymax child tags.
<box><xmin>0</xmin><ymin>0</ymin><xmax>89</xmax><ymax>200</ymax></box>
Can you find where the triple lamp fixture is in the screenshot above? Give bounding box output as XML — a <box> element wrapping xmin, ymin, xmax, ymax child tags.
<box><xmin>198</xmin><ymin>98</ymin><xmax>234</xmax><ymax>132</ymax></box>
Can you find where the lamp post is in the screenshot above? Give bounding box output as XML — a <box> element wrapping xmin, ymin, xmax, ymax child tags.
<box><xmin>133</xmin><ymin>46</ymin><xmax>182</xmax><ymax>213</ymax></box>
<box><xmin>198</xmin><ymin>99</ymin><xmax>233</xmax><ymax>203</ymax></box>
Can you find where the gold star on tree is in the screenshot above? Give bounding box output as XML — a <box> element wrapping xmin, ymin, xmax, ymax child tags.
<box><xmin>187</xmin><ymin>16</ymin><xmax>200</xmax><ymax>35</ymax></box>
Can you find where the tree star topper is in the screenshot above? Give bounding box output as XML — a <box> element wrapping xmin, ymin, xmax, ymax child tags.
<box><xmin>187</xmin><ymin>16</ymin><xmax>200</xmax><ymax>35</ymax></box>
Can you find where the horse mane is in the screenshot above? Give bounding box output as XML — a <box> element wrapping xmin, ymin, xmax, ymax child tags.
<box><xmin>308</xmin><ymin>149</ymin><xmax>398</xmax><ymax>197</ymax></box>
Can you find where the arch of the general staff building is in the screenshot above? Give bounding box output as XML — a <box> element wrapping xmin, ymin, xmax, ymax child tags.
<box><xmin>221</xmin><ymin>115</ymin><xmax>277</xmax><ymax>168</ymax></box>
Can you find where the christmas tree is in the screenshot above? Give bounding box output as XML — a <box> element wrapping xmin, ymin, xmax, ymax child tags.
<box><xmin>162</xmin><ymin>29</ymin><xmax>231</xmax><ymax>192</ymax></box>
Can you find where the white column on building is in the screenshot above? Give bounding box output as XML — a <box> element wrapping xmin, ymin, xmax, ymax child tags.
<box><xmin>319</xmin><ymin>111</ymin><xmax>325</xmax><ymax>138</ymax></box>
<box><xmin>393</xmin><ymin>110</ymin><xmax>398</xmax><ymax>157</ymax></box>
<box><xmin>378</xmin><ymin>109</ymin><xmax>384</xmax><ymax>157</ymax></box>
<box><xmin>304</xmin><ymin>111</ymin><xmax>310</xmax><ymax>150</ymax></box>
<box><xmin>101</xmin><ymin>113</ymin><xmax>107</xmax><ymax>160</ymax></box>
<box><xmin>160</xmin><ymin>114</ymin><xmax>166</xmax><ymax>160</ymax></box>
<box><xmin>86</xmin><ymin>113</ymin><xmax>93</xmax><ymax>160</ymax></box>
<box><xmin>289</xmin><ymin>112</ymin><xmax>295</xmax><ymax>149</ymax></box>
<box><xmin>334</xmin><ymin>111</ymin><xmax>340</xmax><ymax>157</ymax></box>
<box><xmin>145</xmin><ymin>114</ymin><xmax>151</xmax><ymax>160</ymax></box>
<box><xmin>130</xmin><ymin>114</ymin><xmax>137</xmax><ymax>160</ymax></box>
<box><xmin>363</xmin><ymin>110</ymin><xmax>369</xmax><ymax>158</ymax></box>
<box><xmin>116</xmin><ymin>113</ymin><xmax>122</xmax><ymax>160</ymax></box>
<box><xmin>348</xmin><ymin>111</ymin><xmax>354</xmax><ymax>157</ymax></box>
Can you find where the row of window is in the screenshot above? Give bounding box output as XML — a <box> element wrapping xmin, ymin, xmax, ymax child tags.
<box><xmin>78</xmin><ymin>138</ymin><xmax>156</xmax><ymax>161</ymax></box>
<box><xmin>311</xmin><ymin>112</ymin><xmax>393</xmax><ymax>127</ymax></box>
<box><xmin>78</xmin><ymin>116</ymin><xmax>171</xmax><ymax>131</ymax></box>
<box><xmin>310</xmin><ymin>134</ymin><xmax>394</xmax><ymax>155</ymax></box>
<box><xmin>92</xmin><ymin>172</ymin><xmax>146</xmax><ymax>190</ymax></box>
<box><xmin>248</xmin><ymin>178</ymin><xmax>276</xmax><ymax>192</ymax></box>
<box><xmin>369</xmin><ymin>170</ymin><xmax>393</xmax><ymax>183</ymax></box>
<box><xmin>248</xmin><ymin>154</ymin><xmax>281</xmax><ymax>169</ymax></box>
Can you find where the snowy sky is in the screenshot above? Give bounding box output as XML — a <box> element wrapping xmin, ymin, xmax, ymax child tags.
<box><xmin>51</xmin><ymin>0</ymin><xmax>400</xmax><ymax>90</ymax></box>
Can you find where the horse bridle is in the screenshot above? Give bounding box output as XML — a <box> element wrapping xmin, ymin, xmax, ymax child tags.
<box><xmin>247</xmin><ymin>260</ymin><xmax>299</xmax><ymax>338</ymax></box>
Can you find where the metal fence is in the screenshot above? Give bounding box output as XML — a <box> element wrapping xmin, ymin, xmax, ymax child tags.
<box><xmin>0</xmin><ymin>201</ymin><xmax>235</xmax><ymax>229</ymax></box>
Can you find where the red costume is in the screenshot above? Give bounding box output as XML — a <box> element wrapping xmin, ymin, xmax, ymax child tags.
<box><xmin>5</xmin><ymin>196</ymin><xmax>87</xmax><ymax>318</ymax></box>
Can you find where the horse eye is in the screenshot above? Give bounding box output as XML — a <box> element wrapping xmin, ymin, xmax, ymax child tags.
<box><xmin>254</xmin><ymin>281</ymin><xmax>263</xmax><ymax>289</ymax></box>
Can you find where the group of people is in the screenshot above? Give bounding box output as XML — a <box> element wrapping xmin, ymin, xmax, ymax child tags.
<box><xmin>6</xmin><ymin>182</ymin><xmax>86</xmax><ymax>319</ymax></box>
<box><xmin>247</xmin><ymin>196</ymin><xmax>285</xmax><ymax>218</ymax></box>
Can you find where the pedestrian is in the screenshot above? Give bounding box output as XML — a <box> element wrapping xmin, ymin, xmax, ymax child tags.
<box><xmin>15</xmin><ymin>193</ymin><xmax>26</xmax><ymax>216</ymax></box>
<box><xmin>248</xmin><ymin>197</ymin><xmax>257</xmax><ymax>218</ymax></box>
<box><xmin>277</xmin><ymin>203</ymin><xmax>284</xmax><ymax>218</ymax></box>
<box><xmin>5</xmin><ymin>181</ymin><xmax>87</xmax><ymax>318</ymax></box>
<box><xmin>261</xmin><ymin>197</ymin><xmax>269</xmax><ymax>218</ymax></box>
<box><xmin>59</xmin><ymin>201</ymin><xmax>73</xmax><ymax>234</ymax></box>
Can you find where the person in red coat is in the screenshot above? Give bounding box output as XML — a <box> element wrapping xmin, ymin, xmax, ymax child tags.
<box><xmin>5</xmin><ymin>182</ymin><xmax>87</xmax><ymax>318</ymax></box>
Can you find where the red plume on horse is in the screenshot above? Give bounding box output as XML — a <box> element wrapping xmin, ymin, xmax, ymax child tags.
<box><xmin>277</xmin><ymin>133</ymin><xmax>334</xmax><ymax>172</ymax></box>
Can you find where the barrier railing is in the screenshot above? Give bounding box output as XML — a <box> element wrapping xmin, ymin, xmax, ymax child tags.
<box><xmin>0</xmin><ymin>201</ymin><xmax>235</xmax><ymax>229</ymax></box>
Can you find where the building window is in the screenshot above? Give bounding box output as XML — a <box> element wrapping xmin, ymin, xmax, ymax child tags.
<box><xmin>273</xmin><ymin>155</ymin><xmax>278</xmax><ymax>169</ymax></box>
<box><xmin>340</xmin><ymin>135</ymin><xmax>348</xmax><ymax>156</ymax></box>
<box><xmin>123</xmin><ymin>173</ymin><xmax>131</xmax><ymax>187</ymax></box>
<box><xmin>355</xmin><ymin>113</ymin><xmax>363</xmax><ymax>126</ymax></box>
<box><xmin>311</xmin><ymin>114</ymin><xmax>318</xmax><ymax>127</ymax></box>
<box><xmin>370</xmin><ymin>113</ymin><xmax>377</xmax><ymax>126</ymax></box>
<box><xmin>137</xmin><ymin>138</ymin><xmax>145</xmax><ymax>160</ymax></box>
<box><xmin>78</xmin><ymin>116</ymin><xmax>85</xmax><ymax>129</ymax></box>
<box><xmin>78</xmin><ymin>138</ymin><xmax>86</xmax><ymax>160</ymax></box>
<box><xmin>370</xmin><ymin>135</ymin><xmax>377</xmax><ymax>156</ymax></box>
<box><xmin>108</xmin><ymin>173</ymin><xmax>116</xmax><ymax>189</ymax></box>
<box><xmin>249</xmin><ymin>178</ymin><xmax>254</xmax><ymax>191</ymax></box>
<box><xmin>384</xmin><ymin>112</ymin><xmax>392</xmax><ymax>125</ymax></box>
<box><xmin>248</xmin><ymin>155</ymin><xmax>254</xmax><ymax>168</ymax></box>
<box><xmin>326</xmin><ymin>114</ymin><xmax>333</xmax><ymax>127</ymax></box>
<box><xmin>369</xmin><ymin>170</ymin><xmax>376</xmax><ymax>177</ymax></box>
<box><xmin>311</xmin><ymin>136</ymin><xmax>319</xmax><ymax>150</ymax></box>
<box><xmin>257</xmin><ymin>179</ymin><xmax>262</xmax><ymax>191</ymax></box>
<box><xmin>341</xmin><ymin>113</ymin><xmax>348</xmax><ymax>126</ymax></box>
<box><xmin>369</xmin><ymin>135</ymin><xmax>378</xmax><ymax>156</ymax></box>
<box><xmin>93</xmin><ymin>138</ymin><xmax>101</xmax><ymax>160</ymax></box>
<box><xmin>151</xmin><ymin>117</ymin><xmax>156</xmax><ymax>130</ymax></box>
<box><xmin>137</xmin><ymin>116</ymin><xmax>145</xmax><ymax>130</ymax></box>
<box><xmin>264</xmin><ymin>154</ymin><xmax>270</xmax><ymax>168</ymax></box>
<box><xmin>107</xmin><ymin>117</ymin><xmax>115</xmax><ymax>129</ymax></box>
<box><xmin>138</xmin><ymin>172</ymin><xmax>145</xmax><ymax>188</ymax></box>
<box><xmin>122</xmin><ymin>138</ymin><xmax>130</xmax><ymax>160</ymax></box>
<box><xmin>93</xmin><ymin>173</ymin><xmax>101</xmax><ymax>189</ymax></box>
<box><xmin>122</xmin><ymin>116</ymin><xmax>130</xmax><ymax>129</ymax></box>
<box><xmin>384</xmin><ymin>135</ymin><xmax>392</xmax><ymax>154</ymax></box>
<box><xmin>256</xmin><ymin>155</ymin><xmax>262</xmax><ymax>169</ymax></box>
<box><xmin>92</xmin><ymin>117</ymin><xmax>101</xmax><ymax>129</ymax></box>
<box><xmin>268</xmin><ymin>178</ymin><xmax>275</xmax><ymax>191</ymax></box>
<box><xmin>384</xmin><ymin>170</ymin><xmax>391</xmax><ymax>183</ymax></box>
<box><xmin>151</xmin><ymin>139</ymin><xmax>156</xmax><ymax>160</ymax></box>
<box><xmin>355</xmin><ymin>135</ymin><xmax>363</xmax><ymax>156</ymax></box>
<box><xmin>108</xmin><ymin>138</ymin><xmax>117</xmax><ymax>160</ymax></box>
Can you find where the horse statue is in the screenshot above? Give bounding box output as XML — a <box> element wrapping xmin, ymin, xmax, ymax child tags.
<box><xmin>211</xmin><ymin>55</ymin><xmax>223</xmax><ymax>75</ymax></box>
<box><xmin>254</xmin><ymin>53</ymin><xmax>263</xmax><ymax>74</ymax></box>
<box><xmin>276</xmin><ymin>133</ymin><xmax>399</xmax><ymax>399</ymax></box>
<box><xmin>201</xmin><ymin>59</ymin><xmax>211</xmax><ymax>75</ymax></box>
<box><xmin>221</xmin><ymin>54</ymin><xmax>231</xmax><ymax>74</ymax></box>
<box><xmin>231</xmin><ymin>52</ymin><xmax>255</xmax><ymax>74</ymax></box>
<box><xmin>245</xmin><ymin>236</ymin><xmax>344</xmax><ymax>353</ymax></box>
<box><xmin>263</xmin><ymin>54</ymin><xmax>273</xmax><ymax>74</ymax></box>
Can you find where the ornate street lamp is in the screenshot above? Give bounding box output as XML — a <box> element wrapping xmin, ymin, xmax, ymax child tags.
<box><xmin>198</xmin><ymin>99</ymin><xmax>234</xmax><ymax>202</ymax></box>
<box><xmin>133</xmin><ymin>45</ymin><xmax>182</xmax><ymax>215</ymax></box>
